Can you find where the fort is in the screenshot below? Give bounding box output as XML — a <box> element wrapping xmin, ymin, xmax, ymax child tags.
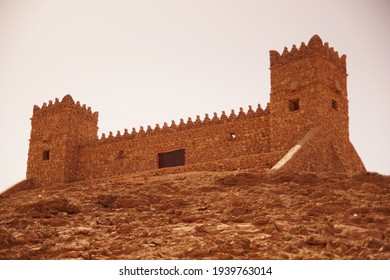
<box><xmin>26</xmin><ymin>34</ymin><xmax>366</xmax><ymax>187</ymax></box>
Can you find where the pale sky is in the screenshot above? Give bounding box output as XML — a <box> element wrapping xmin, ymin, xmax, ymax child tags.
<box><xmin>0</xmin><ymin>0</ymin><xmax>389</xmax><ymax>191</ymax></box>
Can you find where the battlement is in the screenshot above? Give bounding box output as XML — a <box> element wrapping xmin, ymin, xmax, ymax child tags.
<box><xmin>32</xmin><ymin>94</ymin><xmax>99</xmax><ymax>121</ymax></box>
<box><xmin>98</xmin><ymin>103</ymin><xmax>269</xmax><ymax>144</ymax></box>
<box><xmin>269</xmin><ymin>34</ymin><xmax>346</xmax><ymax>71</ymax></box>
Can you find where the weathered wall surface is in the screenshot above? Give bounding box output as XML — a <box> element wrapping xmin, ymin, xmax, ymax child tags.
<box><xmin>77</xmin><ymin>108</ymin><xmax>271</xmax><ymax>180</ymax></box>
<box><xmin>280</xmin><ymin>127</ymin><xmax>366</xmax><ymax>173</ymax></box>
<box><xmin>27</xmin><ymin>96</ymin><xmax>98</xmax><ymax>186</ymax></box>
<box><xmin>269</xmin><ymin>35</ymin><xmax>349</xmax><ymax>151</ymax></box>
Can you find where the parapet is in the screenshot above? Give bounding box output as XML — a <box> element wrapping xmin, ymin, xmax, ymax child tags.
<box><xmin>98</xmin><ymin>103</ymin><xmax>270</xmax><ymax>143</ymax></box>
<box><xmin>269</xmin><ymin>34</ymin><xmax>346</xmax><ymax>71</ymax></box>
<box><xmin>32</xmin><ymin>94</ymin><xmax>99</xmax><ymax>120</ymax></box>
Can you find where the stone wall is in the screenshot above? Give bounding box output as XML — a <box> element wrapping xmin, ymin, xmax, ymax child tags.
<box><xmin>27</xmin><ymin>96</ymin><xmax>98</xmax><ymax>186</ymax></box>
<box><xmin>281</xmin><ymin>127</ymin><xmax>366</xmax><ymax>173</ymax></box>
<box><xmin>269</xmin><ymin>35</ymin><xmax>349</xmax><ymax>151</ymax></box>
<box><xmin>77</xmin><ymin>106</ymin><xmax>271</xmax><ymax>181</ymax></box>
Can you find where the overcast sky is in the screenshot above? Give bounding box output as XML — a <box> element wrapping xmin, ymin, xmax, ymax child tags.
<box><xmin>0</xmin><ymin>0</ymin><xmax>389</xmax><ymax>191</ymax></box>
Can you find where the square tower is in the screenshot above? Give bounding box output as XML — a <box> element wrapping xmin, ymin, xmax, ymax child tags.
<box><xmin>269</xmin><ymin>35</ymin><xmax>349</xmax><ymax>151</ymax></box>
<box><xmin>27</xmin><ymin>95</ymin><xmax>98</xmax><ymax>186</ymax></box>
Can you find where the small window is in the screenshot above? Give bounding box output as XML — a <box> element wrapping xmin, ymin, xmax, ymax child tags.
<box><xmin>229</xmin><ymin>133</ymin><xmax>236</xmax><ymax>140</ymax></box>
<box><xmin>289</xmin><ymin>99</ymin><xmax>300</xmax><ymax>111</ymax></box>
<box><xmin>43</xmin><ymin>150</ymin><xmax>50</xmax><ymax>160</ymax></box>
<box><xmin>332</xmin><ymin>99</ymin><xmax>338</xmax><ymax>111</ymax></box>
<box><xmin>118</xmin><ymin>150</ymin><xmax>125</xmax><ymax>159</ymax></box>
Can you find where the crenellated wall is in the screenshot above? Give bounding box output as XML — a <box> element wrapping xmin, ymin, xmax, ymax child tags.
<box><xmin>269</xmin><ymin>35</ymin><xmax>346</xmax><ymax>70</ymax></box>
<box><xmin>77</xmin><ymin>105</ymin><xmax>272</xmax><ymax>180</ymax></box>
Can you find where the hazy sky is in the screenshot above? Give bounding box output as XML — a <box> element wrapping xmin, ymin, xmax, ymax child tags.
<box><xmin>0</xmin><ymin>0</ymin><xmax>389</xmax><ymax>190</ymax></box>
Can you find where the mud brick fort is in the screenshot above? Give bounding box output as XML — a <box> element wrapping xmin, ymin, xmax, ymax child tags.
<box><xmin>26</xmin><ymin>35</ymin><xmax>366</xmax><ymax>187</ymax></box>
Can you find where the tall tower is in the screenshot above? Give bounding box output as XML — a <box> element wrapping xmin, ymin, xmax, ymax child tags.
<box><xmin>27</xmin><ymin>95</ymin><xmax>98</xmax><ymax>186</ymax></box>
<box><xmin>269</xmin><ymin>34</ymin><xmax>349</xmax><ymax>151</ymax></box>
<box><xmin>269</xmin><ymin>35</ymin><xmax>365</xmax><ymax>172</ymax></box>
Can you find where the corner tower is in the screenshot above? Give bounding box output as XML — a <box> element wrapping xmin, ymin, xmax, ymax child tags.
<box><xmin>269</xmin><ymin>34</ymin><xmax>349</xmax><ymax>150</ymax></box>
<box><xmin>27</xmin><ymin>95</ymin><xmax>98</xmax><ymax>186</ymax></box>
<box><xmin>269</xmin><ymin>35</ymin><xmax>365</xmax><ymax>172</ymax></box>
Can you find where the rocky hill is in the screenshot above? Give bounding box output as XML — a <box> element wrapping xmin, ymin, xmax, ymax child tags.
<box><xmin>0</xmin><ymin>170</ymin><xmax>389</xmax><ymax>259</ymax></box>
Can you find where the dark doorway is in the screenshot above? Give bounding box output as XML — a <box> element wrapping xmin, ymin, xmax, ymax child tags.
<box><xmin>43</xmin><ymin>150</ymin><xmax>50</xmax><ymax>160</ymax></box>
<box><xmin>158</xmin><ymin>149</ymin><xmax>185</xmax><ymax>168</ymax></box>
<box><xmin>289</xmin><ymin>99</ymin><xmax>300</xmax><ymax>111</ymax></box>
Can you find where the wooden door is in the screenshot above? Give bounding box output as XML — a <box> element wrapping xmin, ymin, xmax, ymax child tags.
<box><xmin>158</xmin><ymin>149</ymin><xmax>185</xmax><ymax>168</ymax></box>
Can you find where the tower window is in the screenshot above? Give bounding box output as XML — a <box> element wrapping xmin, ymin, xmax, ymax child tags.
<box><xmin>118</xmin><ymin>150</ymin><xmax>125</xmax><ymax>159</ymax></box>
<box><xmin>229</xmin><ymin>133</ymin><xmax>236</xmax><ymax>140</ymax></box>
<box><xmin>289</xmin><ymin>99</ymin><xmax>300</xmax><ymax>111</ymax></box>
<box><xmin>332</xmin><ymin>99</ymin><xmax>338</xmax><ymax>111</ymax></box>
<box><xmin>43</xmin><ymin>150</ymin><xmax>50</xmax><ymax>160</ymax></box>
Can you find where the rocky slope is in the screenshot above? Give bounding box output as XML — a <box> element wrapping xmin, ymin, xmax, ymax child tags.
<box><xmin>0</xmin><ymin>170</ymin><xmax>389</xmax><ymax>259</ymax></box>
